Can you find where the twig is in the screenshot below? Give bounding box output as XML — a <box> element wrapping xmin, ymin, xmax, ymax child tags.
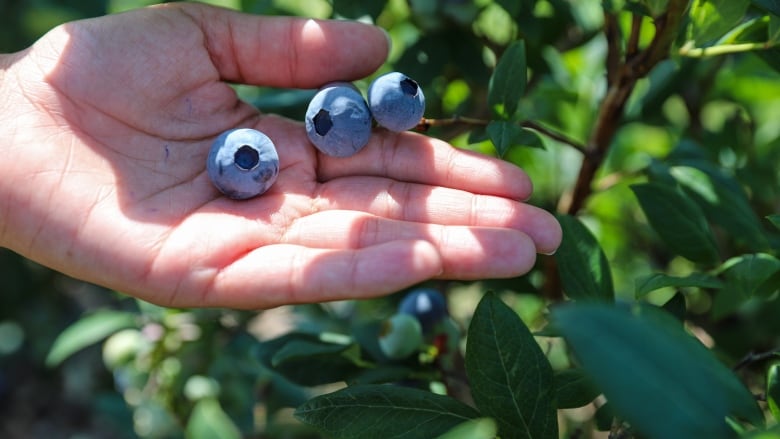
<box><xmin>733</xmin><ymin>348</ymin><xmax>780</xmax><ymax>371</ymax></box>
<box><xmin>679</xmin><ymin>41</ymin><xmax>777</xmax><ymax>57</ymax></box>
<box><xmin>520</xmin><ymin>121</ymin><xmax>587</xmax><ymax>155</ymax></box>
<box><xmin>415</xmin><ymin>117</ymin><xmax>587</xmax><ymax>154</ymax></box>
<box><xmin>626</xmin><ymin>13</ymin><xmax>643</xmax><ymax>59</ymax></box>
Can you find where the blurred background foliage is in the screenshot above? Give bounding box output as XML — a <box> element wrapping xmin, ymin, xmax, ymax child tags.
<box><xmin>2</xmin><ymin>0</ymin><xmax>780</xmax><ymax>438</ymax></box>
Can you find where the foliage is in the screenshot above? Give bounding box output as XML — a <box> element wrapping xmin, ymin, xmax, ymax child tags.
<box><xmin>3</xmin><ymin>0</ymin><xmax>780</xmax><ymax>438</ymax></box>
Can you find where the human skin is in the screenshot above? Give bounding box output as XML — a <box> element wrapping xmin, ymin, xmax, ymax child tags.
<box><xmin>0</xmin><ymin>3</ymin><xmax>561</xmax><ymax>309</ymax></box>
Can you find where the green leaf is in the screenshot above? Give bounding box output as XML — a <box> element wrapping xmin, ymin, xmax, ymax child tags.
<box><xmin>331</xmin><ymin>0</ymin><xmax>386</xmax><ymax>20</ymax></box>
<box><xmin>488</xmin><ymin>40</ymin><xmax>526</xmax><ymax>118</ymax></box>
<box><xmin>670</xmin><ymin>165</ymin><xmax>769</xmax><ymax>251</ymax></box>
<box><xmin>552</xmin><ymin>302</ymin><xmax>764</xmax><ymax>439</ymax></box>
<box><xmin>270</xmin><ymin>338</ymin><xmax>363</xmax><ymax>386</ymax></box>
<box><xmin>486</xmin><ymin>121</ymin><xmax>543</xmax><ymax>157</ymax></box>
<box><xmin>594</xmin><ymin>401</ymin><xmax>615</xmax><ymax>431</ymax></box>
<box><xmin>436</xmin><ymin>418</ymin><xmax>498</xmax><ymax>439</ymax></box>
<box><xmin>554</xmin><ymin>369</ymin><xmax>600</xmax><ymax>409</ymax></box>
<box><xmin>712</xmin><ymin>253</ymin><xmax>780</xmax><ymax>318</ymax></box>
<box><xmin>46</xmin><ymin>310</ymin><xmax>137</xmax><ymax>367</ymax></box>
<box><xmin>662</xmin><ymin>292</ymin><xmax>688</xmax><ymax>322</ymax></box>
<box><xmin>742</xmin><ymin>426</ymin><xmax>780</xmax><ymax>439</ymax></box>
<box><xmin>294</xmin><ymin>384</ymin><xmax>480</xmax><ymax>439</ymax></box>
<box><xmin>185</xmin><ymin>397</ymin><xmax>242</xmax><ymax>439</ymax></box>
<box><xmin>465</xmin><ymin>292</ymin><xmax>557</xmax><ymax>439</ymax></box>
<box><xmin>495</xmin><ymin>0</ymin><xmax>535</xmax><ymax>17</ymax></box>
<box><xmin>719</xmin><ymin>253</ymin><xmax>780</xmax><ymax>295</ymax></box>
<box><xmin>752</xmin><ymin>0</ymin><xmax>780</xmax><ymax>17</ymax></box>
<box><xmin>768</xmin><ymin>363</ymin><xmax>780</xmax><ymax>422</ymax></box>
<box><xmin>631</xmin><ymin>182</ymin><xmax>720</xmax><ymax>265</ymax></box>
<box><xmin>635</xmin><ymin>272</ymin><xmax>724</xmax><ymax>297</ymax></box>
<box><xmin>767</xmin><ymin>214</ymin><xmax>780</xmax><ymax>230</ymax></box>
<box><xmin>554</xmin><ymin>215</ymin><xmax>615</xmax><ymax>301</ymax></box>
<box><xmin>688</xmin><ymin>0</ymin><xmax>751</xmax><ymax>45</ymax></box>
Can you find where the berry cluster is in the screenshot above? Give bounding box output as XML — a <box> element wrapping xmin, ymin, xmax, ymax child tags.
<box><xmin>206</xmin><ymin>72</ymin><xmax>424</xmax><ymax>199</ymax></box>
<box><xmin>305</xmin><ymin>72</ymin><xmax>425</xmax><ymax>157</ymax></box>
<box><xmin>378</xmin><ymin>288</ymin><xmax>457</xmax><ymax>360</ymax></box>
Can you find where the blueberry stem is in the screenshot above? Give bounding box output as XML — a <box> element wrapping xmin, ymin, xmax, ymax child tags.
<box><xmin>415</xmin><ymin>116</ymin><xmax>586</xmax><ymax>155</ymax></box>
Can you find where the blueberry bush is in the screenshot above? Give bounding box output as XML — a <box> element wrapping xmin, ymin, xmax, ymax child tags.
<box><xmin>3</xmin><ymin>0</ymin><xmax>780</xmax><ymax>438</ymax></box>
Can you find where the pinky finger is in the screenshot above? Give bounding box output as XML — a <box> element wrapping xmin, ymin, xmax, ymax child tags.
<box><xmin>203</xmin><ymin>240</ymin><xmax>444</xmax><ymax>309</ymax></box>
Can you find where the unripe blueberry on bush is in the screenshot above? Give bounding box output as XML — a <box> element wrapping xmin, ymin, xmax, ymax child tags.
<box><xmin>368</xmin><ymin>72</ymin><xmax>426</xmax><ymax>132</ymax></box>
<box><xmin>305</xmin><ymin>83</ymin><xmax>372</xmax><ymax>157</ymax></box>
<box><xmin>398</xmin><ymin>288</ymin><xmax>448</xmax><ymax>333</ymax></box>
<box><xmin>378</xmin><ymin>313</ymin><xmax>424</xmax><ymax>360</ymax></box>
<box><xmin>206</xmin><ymin>128</ymin><xmax>279</xmax><ymax>200</ymax></box>
<box><xmin>102</xmin><ymin>328</ymin><xmax>145</xmax><ymax>369</ymax></box>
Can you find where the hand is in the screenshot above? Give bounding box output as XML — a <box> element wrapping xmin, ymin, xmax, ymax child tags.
<box><xmin>0</xmin><ymin>3</ymin><xmax>561</xmax><ymax>309</ymax></box>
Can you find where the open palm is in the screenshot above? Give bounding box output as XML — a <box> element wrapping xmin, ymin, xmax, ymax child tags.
<box><xmin>0</xmin><ymin>3</ymin><xmax>560</xmax><ymax>308</ymax></box>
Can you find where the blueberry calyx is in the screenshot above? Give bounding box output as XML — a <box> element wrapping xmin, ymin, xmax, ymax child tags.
<box><xmin>313</xmin><ymin>109</ymin><xmax>333</xmax><ymax>136</ymax></box>
<box><xmin>400</xmin><ymin>78</ymin><xmax>419</xmax><ymax>97</ymax></box>
<box><xmin>234</xmin><ymin>145</ymin><xmax>260</xmax><ymax>170</ymax></box>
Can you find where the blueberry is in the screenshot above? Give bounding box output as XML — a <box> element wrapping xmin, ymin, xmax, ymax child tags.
<box><xmin>367</xmin><ymin>72</ymin><xmax>425</xmax><ymax>132</ymax></box>
<box><xmin>305</xmin><ymin>83</ymin><xmax>372</xmax><ymax>157</ymax></box>
<box><xmin>398</xmin><ymin>288</ymin><xmax>448</xmax><ymax>332</ymax></box>
<box><xmin>206</xmin><ymin>128</ymin><xmax>279</xmax><ymax>200</ymax></box>
<box><xmin>378</xmin><ymin>313</ymin><xmax>423</xmax><ymax>360</ymax></box>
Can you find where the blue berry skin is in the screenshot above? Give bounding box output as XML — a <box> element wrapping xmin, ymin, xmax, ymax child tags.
<box><xmin>398</xmin><ymin>288</ymin><xmax>448</xmax><ymax>333</ymax></box>
<box><xmin>206</xmin><ymin>128</ymin><xmax>279</xmax><ymax>200</ymax></box>
<box><xmin>368</xmin><ymin>72</ymin><xmax>425</xmax><ymax>132</ymax></box>
<box><xmin>305</xmin><ymin>83</ymin><xmax>372</xmax><ymax>157</ymax></box>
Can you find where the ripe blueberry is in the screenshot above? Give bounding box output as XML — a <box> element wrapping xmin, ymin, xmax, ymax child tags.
<box><xmin>206</xmin><ymin>128</ymin><xmax>279</xmax><ymax>200</ymax></box>
<box><xmin>305</xmin><ymin>83</ymin><xmax>372</xmax><ymax>157</ymax></box>
<box><xmin>367</xmin><ymin>72</ymin><xmax>425</xmax><ymax>132</ymax></box>
<box><xmin>398</xmin><ymin>288</ymin><xmax>448</xmax><ymax>333</ymax></box>
<box><xmin>378</xmin><ymin>313</ymin><xmax>423</xmax><ymax>360</ymax></box>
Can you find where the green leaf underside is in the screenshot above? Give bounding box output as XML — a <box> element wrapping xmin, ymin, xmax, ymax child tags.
<box><xmin>635</xmin><ymin>272</ymin><xmax>724</xmax><ymax>297</ymax></box>
<box><xmin>46</xmin><ymin>310</ymin><xmax>137</xmax><ymax>367</ymax></box>
<box><xmin>554</xmin><ymin>215</ymin><xmax>615</xmax><ymax>301</ymax></box>
<box><xmin>553</xmin><ymin>303</ymin><xmax>763</xmax><ymax>439</ymax></box>
<box><xmin>465</xmin><ymin>292</ymin><xmax>557</xmax><ymax>439</ymax></box>
<box><xmin>294</xmin><ymin>384</ymin><xmax>480</xmax><ymax>439</ymax></box>
<box><xmin>488</xmin><ymin>40</ymin><xmax>527</xmax><ymax>118</ymax></box>
<box><xmin>631</xmin><ymin>182</ymin><xmax>720</xmax><ymax>265</ymax></box>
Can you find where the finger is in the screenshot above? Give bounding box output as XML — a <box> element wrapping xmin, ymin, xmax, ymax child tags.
<box><xmin>201</xmin><ymin>240</ymin><xmax>443</xmax><ymax>308</ymax></box>
<box><xmin>179</xmin><ymin>3</ymin><xmax>390</xmax><ymax>88</ymax></box>
<box><xmin>313</xmin><ymin>177</ymin><xmax>561</xmax><ymax>254</ymax></box>
<box><xmin>280</xmin><ymin>210</ymin><xmax>538</xmax><ymax>279</ymax></box>
<box><xmin>316</xmin><ymin>130</ymin><xmax>534</xmax><ymax>201</ymax></box>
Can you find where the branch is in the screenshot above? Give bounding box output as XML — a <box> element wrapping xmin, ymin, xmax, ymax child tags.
<box><xmin>562</xmin><ymin>0</ymin><xmax>691</xmax><ymax>216</ymax></box>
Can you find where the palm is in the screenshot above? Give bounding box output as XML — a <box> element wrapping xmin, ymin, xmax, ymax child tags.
<box><xmin>3</xmin><ymin>4</ymin><xmax>560</xmax><ymax>308</ymax></box>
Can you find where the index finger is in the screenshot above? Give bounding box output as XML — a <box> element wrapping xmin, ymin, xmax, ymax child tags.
<box><xmin>181</xmin><ymin>3</ymin><xmax>390</xmax><ymax>88</ymax></box>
